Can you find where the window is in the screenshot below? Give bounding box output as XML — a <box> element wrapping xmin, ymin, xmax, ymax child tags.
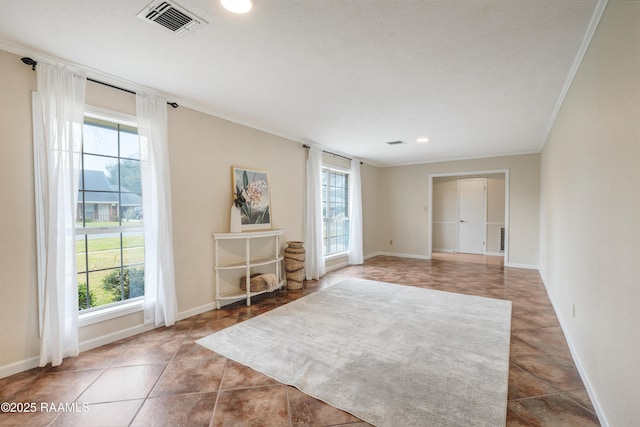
<box><xmin>77</xmin><ymin>113</ymin><xmax>144</xmax><ymax>311</ymax></box>
<box><xmin>322</xmin><ymin>168</ymin><xmax>350</xmax><ymax>256</ymax></box>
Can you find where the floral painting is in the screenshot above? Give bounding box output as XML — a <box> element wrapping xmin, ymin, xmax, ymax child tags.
<box><xmin>232</xmin><ymin>166</ymin><xmax>271</xmax><ymax>231</ymax></box>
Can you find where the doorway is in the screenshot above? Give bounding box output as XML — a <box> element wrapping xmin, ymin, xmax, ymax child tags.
<box><xmin>428</xmin><ymin>169</ymin><xmax>509</xmax><ymax>263</ymax></box>
<box><xmin>458</xmin><ymin>178</ymin><xmax>486</xmax><ymax>254</ymax></box>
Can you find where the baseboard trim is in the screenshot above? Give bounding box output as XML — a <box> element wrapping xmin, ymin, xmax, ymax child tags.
<box><xmin>323</xmin><ymin>252</ymin><xmax>381</xmax><ymax>272</ymax></box>
<box><xmin>539</xmin><ymin>268</ymin><xmax>610</xmax><ymax>427</ymax></box>
<box><xmin>429</xmin><ymin>249</ymin><xmax>505</xmax><ymax>257</ymax></box>
<box><xmin>504</xmin><ymin>262</ymin><xmax>538</xmax><ymax>270</ymax></box>
<box><xmin>484</xmin><ymin>251</ymin><xmax>505</xmax><ymax>257</ymax></box>
<box><xmin>364</xmin><ymin>252</ymin><xmax>381</xmax><ymax>260</ymax></box>
<box><xmin>177</xmin><ymin>302</ymin><xmax>217</xmax><ymax>320</ymax></box>
<box><xmin>325</xmin><ymin>261</ymin><xmax>348</xmax><ymax>272</ymax></box>
<box><xmin>0</xmin><ymin>356</ymin><xmax>41</xmax><ymax>379</ymax></box>
<box><xmin>377</xmin><ymin>252</ymin><xmax>430</xmax><ymax>260</ymax></box>
<box><xmin>78</xmin><ymin>323</ymin><xmax>155</xmax><ymax>353</ymax></box>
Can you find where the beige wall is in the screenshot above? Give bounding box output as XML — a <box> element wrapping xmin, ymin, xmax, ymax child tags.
<box><xmin>539</xmin><ymin>2</ymin><xmax>640</xmax><ymax>425</ymax></box>
<box><xmin>432</xmin><ymin>174</ymin><xmax>505</xmax><ymax>253</ymax></box>
<box><xmin>0</xmin><ymin>48</ymin><xmax>40</xmax><ymax>372</ymax></box>
<box><xmin>378</xmin><ymin>154</ymin><xmax>539</xmax><ymax>266</ymax></box>
<box><xmin>168</xmin><ymin>105</ymin><xmax>306</xmax><ymax>313</ymax></box>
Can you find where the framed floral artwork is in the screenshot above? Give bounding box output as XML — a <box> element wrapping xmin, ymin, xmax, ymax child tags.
<box><xmin>232</xmin><ymin>166</ymin><xmax>272</xmax><ymax>231</ymax></box>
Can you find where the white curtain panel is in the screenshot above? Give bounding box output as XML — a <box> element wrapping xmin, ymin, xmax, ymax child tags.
<box><xmin>136</xmin><ymin>93</ymin><xmax>178</xmax><ymax>327</ymax></box>
<box><xmin>34</xmin><ymin>62</ymin><xmax>86</xmax><ymax>367</ymax></box>
<box><xmin>348</xmin><ymin>158</ymin><xmax>364</xmax><ymax>264</ymax></box>
<box><xmin>305</xmin><ymin>147</ymin><xmax>326</xmax><ymax>280</ymax></box>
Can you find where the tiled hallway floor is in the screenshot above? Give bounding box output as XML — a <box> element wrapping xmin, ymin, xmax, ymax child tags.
<box><xmin>0</xmin><ymin>256</ymin><xmax>600</xmax><ymax>426</ymax></box>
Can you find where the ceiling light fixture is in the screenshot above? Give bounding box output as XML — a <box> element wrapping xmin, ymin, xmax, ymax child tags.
<box><xmin>417</xmin><ymin>137</ymin><xmax>430</xmax><ymax>144</ymax></box>
<box><xmin>221</xmin><ymin>0</ymin><xmax>252</xmax><ymax>14</ymax></box>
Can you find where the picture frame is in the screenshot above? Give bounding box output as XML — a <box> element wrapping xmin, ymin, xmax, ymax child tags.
<box><xmin>231</xmin><ymin>166</ymin><xmax>272</xmax><ymax>231</ymax></box>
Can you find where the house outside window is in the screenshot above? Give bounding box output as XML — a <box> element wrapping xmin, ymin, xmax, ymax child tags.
<box><xmin>77</xmin><ymin>113</ymin><xmax>144</xmax><ymax>311</ymax></box>
<box><xmin>322</xmin><ymin>168</ymin><xmax>350</xmax><ymax>256</ymax></box>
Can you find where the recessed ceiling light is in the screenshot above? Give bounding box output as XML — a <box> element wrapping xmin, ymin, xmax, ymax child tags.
<box><xmin>417</xmin><ymin>137</ymin><xmax>430</xmax><ymax>144</ymax></box>
<box><xmin>221</xmin><ymin>0</ymin><xmax>252</xmax><ymax>14</ymax></box>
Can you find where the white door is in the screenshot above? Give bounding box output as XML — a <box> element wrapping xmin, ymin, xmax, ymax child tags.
<box><xmin>458</xmin><ymin>179</ymin><xmax>486</xmax><ymax>254</ymax></box>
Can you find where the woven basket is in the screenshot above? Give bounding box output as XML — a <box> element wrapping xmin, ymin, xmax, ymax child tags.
<box><xmin>240</xmin><ymin>274</ymin><xmax>268</xmax><ymax>292</ymax></box>
<box><xmin>284</xmin><ymin>241</ymin><xmax>305</xmax><ymax>290</ymax></box>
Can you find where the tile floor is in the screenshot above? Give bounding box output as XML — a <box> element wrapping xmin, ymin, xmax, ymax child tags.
<box><xmin>0</xmin><ymin>255</ymin><xmax>600</xmax><ymax>426</ymax></box>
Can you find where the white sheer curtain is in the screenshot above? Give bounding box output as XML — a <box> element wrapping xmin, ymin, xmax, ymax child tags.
<box><xmin>34</xmin><ymin>62</ymin><xmax>86</xmax><ymax>367</ymax></box>
<box><xmin>305</xmin><ymin>147</ymin><xmax>326</xmax><ymax>280</ymax></box>
<box><xmin>348</xmin><ymin>158</ymin><xmax>364</xmax><ymax>264</ymax></box>
<box><xmin>136</xmin><ymin>92</ymin><xmax>178</xmax><ymax>327</ymax></box>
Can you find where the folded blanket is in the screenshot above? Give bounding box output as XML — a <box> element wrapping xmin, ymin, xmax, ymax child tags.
<box><xmin>240</xmin><ymin>273</ymin><xmax>278</xmax><ymax>292</ymax></box>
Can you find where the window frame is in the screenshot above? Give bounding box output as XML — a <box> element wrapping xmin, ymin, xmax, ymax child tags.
<box><xmin>321</xmin><ymin>166</ymin><xmax>350</xmax><ymax>258</ymax></box>
<box><xmin>77</xmin><ymin>106</ymin><xmax>145</xmax><ymax>320</ymax></box>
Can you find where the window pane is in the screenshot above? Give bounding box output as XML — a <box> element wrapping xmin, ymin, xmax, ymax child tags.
<box><xmin>343</xmin><ymin>219</ymin><xmax>350</xmax><ymax>240</ymax></box>
<box><xmin>125</xmin><ymin>266</ymin><xmax>145</xmax><ymax>299</ymax></box>
<box><xmin>120</xmin><ymin>129</ymin><xmax>140</xmax><ymax>160</ymax></box>
<box><xmin>123</xmin><ymin>232</ymin><xmax>144</xmax><ymax>266</ymax></box>
<box><xmin>89</xmin><ymin>268</ymin><xmax>121</xmax><ymax>307</ymax></box>
<box><xmin>120</xmin><ymin>159</ymin><xmax>142</xmax><ymax>226</ymax></box>
<box><xmin>78</xmin><ymin>274</ymin><xmax>91</xmax><ymax>310</ymax></box>
<box><xmin>86</xmin><ymin>233</ymin><xmax>121</xmax><ymax>272</ymax></box>
<box><xmin>76</xmin><ymin>236</ymin><xmax>87</xmax><ymax>273</ymax></box>
<box><xmin>121</xmin><ymin>204</ymin><xmax>143</xmax><ymax>225</ymax></box>
<box><xmin>79</xmin><ymin>195</ymin><xmax>119</xmax><ymax>227</ymax></box>
<box><xmin>83</xmin><ymin>121</ymin><xmax>118</xmax><ymax>157</ymax></box>
<box><xmin>83</xmin><ymin>156</ymin><xmax>118</xmax><ymax>189</ymax></box>
<box><xmin>330</xmin><ymin>202</ymin><xmax>339</xmax><ymax>218</ymax></box>
<box><xmin>119</xmin><ymin>159</ymin><xmax>142</xmax><ymax>196</ymax></box>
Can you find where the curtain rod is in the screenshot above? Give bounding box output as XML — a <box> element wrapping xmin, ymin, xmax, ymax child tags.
<box><xmin>303</xmin><ymin>144</ymin><xmax>363</xmax><ymax>164</ymax></box>
<box><xmin>21</xmin><ymin>57</ymin><xmax>179</xmax><ymax>109</ymax></box>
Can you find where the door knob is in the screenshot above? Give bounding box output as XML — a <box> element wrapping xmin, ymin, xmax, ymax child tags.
<box><xmin>460</xmin><ymin>220</ymin><xmax>465</xmax><ymax>223</ymax></box>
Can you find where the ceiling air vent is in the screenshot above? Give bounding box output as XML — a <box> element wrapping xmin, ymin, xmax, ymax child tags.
<box><xmin>386</xmin><ymin>140</ymin><xmax>406</xmax><ymax>146</ymax></box>
<box><xmin>137</xmin><ymin>0</ymin><xmax>206</xmax><ymax>36</ymax></box>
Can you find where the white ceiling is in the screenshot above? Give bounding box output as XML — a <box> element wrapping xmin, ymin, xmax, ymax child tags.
<box><xmin>0</xmin><ymin>0</ymin><xmax>601</xmax><ymax>166</ymax></box>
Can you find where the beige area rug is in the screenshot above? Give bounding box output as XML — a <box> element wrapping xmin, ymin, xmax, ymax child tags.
<box><xmin>197</xmin><ymin>278</ymin><xmax>512</xmax><ymax>427</ymax></box>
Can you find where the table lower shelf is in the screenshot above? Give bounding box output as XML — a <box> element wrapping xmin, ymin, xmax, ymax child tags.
<box><xmin>216</xmin><ymin>279</ymin><xmax>285</xmax><ymax>307</ymax></box>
